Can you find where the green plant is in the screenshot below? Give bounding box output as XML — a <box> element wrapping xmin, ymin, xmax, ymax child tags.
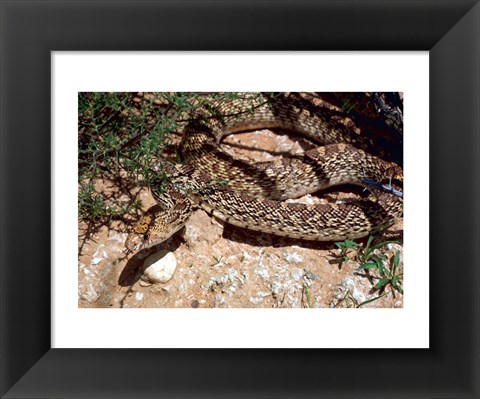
<box><xmin>334</xmin><ymin>239</ymin><xmax>358</xmax><ymax>262</ymax></box>
<box><xmin>357</xmin><ymin>235</ymin><xmax>398</xmax><ymax>264</ymax></box>
<box><xmin>341</xmin><ymin>98</ymin><xmax>358</xmax><ymax>114</ymax></box>
<box><xmin>302</xmin><ymin>283</ymin><xmax>312</xmax><ymax>308</ymax></box>
<box><xmin>334</xmin><ymin>288</ymin><xmax>388</xmax><ymax>309</ymax></box>
<box><xmin>333</xmin><ymin>235</ymin><xmax>403</xmax><ymax>304</ymax></box>
<box><xmin>211</xmin><ymin>255</ymin><xmax>223</xmax><ymax>266</ymax></box>
<box><xmin>357</xmin><ymin>249</ymin><xmax>403</xmax><ymax>294</ymax></box>
<box><xmin>78</xmin><ymin>92</ymin><xmax>272</xmax><ymax>228</ymax></box>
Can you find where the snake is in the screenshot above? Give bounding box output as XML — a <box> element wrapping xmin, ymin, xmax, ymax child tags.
<box><xmin>125</xmin><ymin>92</ymin><xmax>403</xmax><ymax>252</ymax></box>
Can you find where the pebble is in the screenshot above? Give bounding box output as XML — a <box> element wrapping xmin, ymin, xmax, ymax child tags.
<box><xmin>342</xmin><ymin>277</ymin><xmax>367</xmax><ymax>303</ymax></box>
<box><xmin>305</xmin><ymin>271</ymin><xmax>319</xmax><ymax>280</ymax></box>
<box><xmin>249</xmin><ymin>296</ymin><xmax>262</xmax><ymax>305</ymax></box>
<box><xmin>270</xmin><ymin>281</ymin><xmax>282</xmax><ymax>296</ymax></box>
<box><xmin>351</xmin><ymin>289</ymin><xmax>366</xmax><ymax>303</ymax></box>
<box><xmin>142</xmin><ymin>251</ymin><xmax>177</xmax><ymax>283</ymax></box>
<box><xmin>81</xmin><ymin>285</ymin><xmax>99</xmax><ymax>303</ymax></box>
<box><xmin>191</xmin><ymin>299</ymin><xmax>200</xmax><ymax>308</ymax></box>
<box><xmin>291</xmin><ymin>268</ymin><xmax>303</xmax><ymax>282</ymax></box>
<box><xmin>215</xmin><ymin>294</ymin><xmax>225</xmax><ymax>306</ymax></box>
<box><xmin>91</xmin><ymin>257</ymin><xmax>103</xmax><ymax>265</ymax></box>
<box><xmin>255</xmin><ymin>267</ymin><xmax>270</xmax><ymax>279</ymax></box>
<box><xmin>285</xmin><ymin>252</ymin><xmax>303</xmax><ymax>263</ymax></box>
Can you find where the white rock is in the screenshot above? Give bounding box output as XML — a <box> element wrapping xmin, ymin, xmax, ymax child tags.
<box><xmin>343</xmin><ymin>276</ymin><xmax>355</xmax><ymax>286</ymax></box>
<box><xmin>285</xmin><ymin>252</ymin><xmax>303</xmax><ymax>263</ymax></box>
<box><xmin>351</xmin><ymin>288</ymin><xmax>366</xmax><ymax>303</ymax></box>
<box><xmin>291</xmin><ymin>268</ymin><xmax>303</xmax><ymax>281</ymax></box>
<box><xmin>215</xmin><ymin>294</ymin><xmax>225</xmax><ymax>306</ymax></box>
<box><xmin>226</xmin><ymin>268</ymin><xmax>238</xmax><ymax>282</ymax></box>
<box><xmin>135</xmin><ymin>292</ymin><xmax>144</xmax><ymax>301</ymax></box>
<box><xmin>81</xmin><ymin>283</ymin><xmax>99</xmax><ymax>303</ymax></box>
<box><xmin>270</xmin><ymin>281</ymin><xmax>282</xmax><ymax>296</ymax></box>
<box><xmin>257</xmin><ymin>291</ymin><xmax>271</xmax><ymax>298</ymax></box>
<box><xmin>305</xmin><ymin>271</ymin><xmax>319</xmax><ymax>280</ymax></box>
<box><xmin>254</xmin><ymin>267</ymin><xmax>269</xmax><ymax>279</ymax></box>
<box><xmin>249</xmin><ymin>296</ymin><xmax>262</xmax><ymax>305</ymax></box>
<box><xmin>143</xmin><ymin>251</ymin><xmax>177</xmax><ymax>283</ymax></box>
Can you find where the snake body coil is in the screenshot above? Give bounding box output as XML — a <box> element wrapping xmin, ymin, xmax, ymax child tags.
<box><xmin>126</xmin><ymin>93</ymin><xmax>403</xmax><ymax>251</ymax></box>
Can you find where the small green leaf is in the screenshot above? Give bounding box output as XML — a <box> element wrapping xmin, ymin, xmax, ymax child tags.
<box><xmin>372</xmin><ymin>240</ymin><xmax>398</xmax><ymax>250</ymax></box>
<box><xmin>358</xmin><ymin>262</ymin><xmax>378</xmax><ymax>270</ymax></box>
<box><xmin>357</xmin><ymin>294</ymin><xmax>386</xmax><ymax>308</ymax></box>
<box><xmin>393</xmin><ymin>285</ymin><xmax>404</xmax><ymax>294</ymax></box>
<box><xmin>394</xmin><ymin>250</ymin><xmax>400</xmax><ymax>268</ymax></box>
<box><xmin>371</xmin><ymin>255</ymin><xmax>385</xmax><ymax>276</ymax></box>
<box><xmin>366</xmin><ymin>235</ymin><xmax>375</xmax><ymax>249</ymax></box>
<box><xmin>375</xmin><ymin>278</ymin><xmax>390</xmax><ymax>289</ymax></box>
<box><xmin>303</xmin><ymin>283</ymin><xmax>312</xmax><ymax>308</ymax></box>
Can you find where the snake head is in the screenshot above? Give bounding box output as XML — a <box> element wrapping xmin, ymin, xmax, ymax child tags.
<box><xmin>125</xmin><ymin>211</ymin><xmax>184</xmax><ymax>252</ymax></box>
<box><xmin>125</xmin><ymin>214</ymin><xmax>156</xmax><ymax>252</ymax></box>
<box><xmin>125</xmin><ymin>198</ymin><xmax>193</xmax><ymax>253</ymax></box>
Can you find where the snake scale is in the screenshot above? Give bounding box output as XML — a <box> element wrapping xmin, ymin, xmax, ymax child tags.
<box><xmin>126</xmin><ymin>93</ymin><xmax>403</xmax><ymax>252</ymax></box>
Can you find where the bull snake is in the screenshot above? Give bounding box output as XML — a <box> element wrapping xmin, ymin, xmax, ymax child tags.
<box><xmin>125</xmin><ymin>93</ymin><xmax>403</xmax><ymax>252</ymax></box>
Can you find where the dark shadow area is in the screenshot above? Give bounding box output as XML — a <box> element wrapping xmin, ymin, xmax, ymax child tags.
<box><xmin>117</xmin><ymin>225</ymin><xmax>184</xmax><ymax>288</ymax></box>
<box><xmin>265</xmin><ymin>92</ymin><xmax>403</xmax><ymax>165</ymax></box>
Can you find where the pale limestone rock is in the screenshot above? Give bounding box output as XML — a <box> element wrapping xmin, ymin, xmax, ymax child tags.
<box><xmin>143</xmin><ymin>251</ymin><xmax>177</xmax><ymax>284</ymax></box>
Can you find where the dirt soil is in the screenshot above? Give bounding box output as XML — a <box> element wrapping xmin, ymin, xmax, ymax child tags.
<box><xmin>79</xmin><ymin>127</ymin><xmax>403</xmax><ymax>309</ymax></box>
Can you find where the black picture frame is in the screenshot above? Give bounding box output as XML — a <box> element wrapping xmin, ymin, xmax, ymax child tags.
<box><xmin>1</xmin><ymin>1</ymin><xmax>479</xmax><ymax>398</ymax></box>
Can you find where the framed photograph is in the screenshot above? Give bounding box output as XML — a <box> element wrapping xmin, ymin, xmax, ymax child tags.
<box><xmin>63</xmin><ymin>56</ymin><xmax>421</xmax><ymax>349</ymax></box>
<box><xmin>1</xmin><ymin>1</ymin><xmax>478</xmax><ymax>398</ymax></box>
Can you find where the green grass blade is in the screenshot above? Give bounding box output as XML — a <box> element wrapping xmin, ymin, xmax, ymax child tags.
<box><xmin>358</xmin><ymin>262</ymin><xmax>378</xmax><ymax>270</ymax></box>
<box><xmin>393</xmin><ymin>250</ymin><xmax>401</xmax><ymax>275</ymax></box>
<box><xmin>375</xmin><ymin>278</ymin><xmax>390</xmax><ymax>289</ymax></box>
<box><xmin>357</xmin><ymin>294</ymin><xmax>386</xmax><ymax>308</ymax></box>
<box><xmin>366</xmin><ymin>235</ymin><xmax>375</xmax><ymax>249</ymax></box>
<box><xmin>393</xmin><ymin>285</ymin><xmax>404</xmax><ymax>294</ymax></box>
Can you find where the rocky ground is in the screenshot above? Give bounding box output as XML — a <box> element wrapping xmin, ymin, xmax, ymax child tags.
<box><xmin>79</xmin><ymin>128</ymin><xmax>403</xmax><ymax>309</ymax></box>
